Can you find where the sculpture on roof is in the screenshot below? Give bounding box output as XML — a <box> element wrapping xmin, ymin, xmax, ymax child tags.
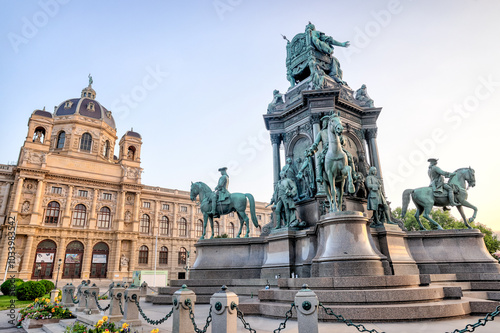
<box><xmin>88</xmin><ymin>73</ymin><xmax>93</xmax><ymax>86</ymax></box>
<box><xmin>355</xmin><ymin>84</ymin><xmax>374</xmax><ymax>108</ymax></box>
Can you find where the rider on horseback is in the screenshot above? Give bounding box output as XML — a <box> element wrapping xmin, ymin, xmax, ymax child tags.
<box><xmin>210</xmin><ymin>167</ymin><xmax>230</xmax><ymax>218</ymax></box>
<box><xmin>428</xmin><ymin>158</ymin><xmax>457</xmax><ymax>206</ymax></box>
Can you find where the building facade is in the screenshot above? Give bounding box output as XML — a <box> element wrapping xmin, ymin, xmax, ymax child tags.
<box><xmin>0</xmin><ymin>83</ymin><xmax>270</xmax><ymax>284</ymax></box>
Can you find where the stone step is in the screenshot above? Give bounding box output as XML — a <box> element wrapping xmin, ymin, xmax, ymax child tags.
<box><xmin>168</xmin><ymin>278</ymin><xmax>277</xmax><ymax>289</ymax></box>
<box><xmin>277</xmin><ymin>275</ymin><xmax>422</xmax><ymax>290</ymax></box>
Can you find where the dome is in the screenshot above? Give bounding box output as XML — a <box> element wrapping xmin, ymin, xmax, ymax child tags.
<box><xmin>125</xmin><ymin>130</ymin><xmax>141</xmax><ymax>138</ymax></box>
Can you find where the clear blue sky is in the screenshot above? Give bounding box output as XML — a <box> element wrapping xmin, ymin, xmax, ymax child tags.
<box><xmin>1</xmin><ymin>0</ymin><xmax>500</xmax><ymax>232</ymax></box>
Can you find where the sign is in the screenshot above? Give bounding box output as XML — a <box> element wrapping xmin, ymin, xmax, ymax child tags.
<box><xmin>92</xmin><ymin>254</ymin><xmax>107</xmax><ymax>263</ymax></box>
<box><xmin>65</xmin><ymin>253</ymin><xmax>82</xmax><ymax>263</ymax></box>
<box><xmin>36</xmin><ymin>253</ymin><xmax>54</xmax><ymax>263</ymax></box>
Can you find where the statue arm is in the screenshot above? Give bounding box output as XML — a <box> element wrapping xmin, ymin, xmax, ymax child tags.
<box><xmin>434</xmin><ymin>166</ymin><xmax>451</xmax><ymax>177</ymax></box>
<box><xmin>325</xmin><ymin>36</ymin><xmax>350</xmax><ymax>48</ymax></box>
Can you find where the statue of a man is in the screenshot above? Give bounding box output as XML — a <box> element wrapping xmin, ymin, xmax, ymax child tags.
<box><xmin>307</xmin><ymin>115</ymin><xmax>330</xmax><ymax>183</ymax></box>
<box><xmin>120</xmin><ymin>254</ymin><xmax>129</xmax><ymax>268</ymax></box>
<box><xmin>428</xmin><ymin>158</ymin><xmax>456</xmax><ymax>206</ymax></box>
<box><xmin>355</xmin><ymin>84</ymin><xmax>375</xmax><ymax>108</ymax></box>
<box><xmin>211</xmin><ymin>167</ymin><xmax>230</xmax><ymax>218</ymax></box>
<box><xmin>269</xmin><ymin>171</ymin><xmax>298</xmax><ymax>229</ymax></box>
<box><xmin>366</xmin><ymin>166</ymin><xmax>395</xmax><ymax>226</ymax></box>
<box><xmin>267</xmin><ymin>89</ymin><xmax>284</xmax><ymax>113</ymax></box>
<box><xmin>297</xmin><ymin>149</ymin><xmax>317</xmax><ymax>198</ymax></box>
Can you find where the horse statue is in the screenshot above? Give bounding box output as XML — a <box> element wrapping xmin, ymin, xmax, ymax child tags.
<box><xmin>401</xmin><ymin>167</ymin><xmax>477</xmax><ymax>230</ymax></box>
<box><xmin>323</xmin><ymin>112</ymin><xmax>355</xmax><ymax>212</ymax></box>
<box><xmin>190</xmin><ymin>181</ymin><xmax>260</xmax><ymax>239</ymax></box>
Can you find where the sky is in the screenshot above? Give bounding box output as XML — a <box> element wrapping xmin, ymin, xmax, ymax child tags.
<box><xmin>1</xmin><ymin>0</ymin><xmax>500</xmax><ymax>232</ymax></box>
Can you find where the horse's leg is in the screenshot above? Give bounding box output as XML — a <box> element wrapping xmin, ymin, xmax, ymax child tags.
<box><xmin>413</xmin><ymin>205</ymin><xmax>426</xmax><ymax>230</ymax></box>
<box><xmin>336</xmin><ymin>180</ymin><xmax>345</xmax><ymax>211</ymax></box>
<box><xmin>422</xmin><ymin>205</ymin><xmax>443</xmax><ymax>230</ymax></box>
<box><xmin>342</xmin><ymin>165</ymin><xmax>355</xmax><ymax>194</ymax></box>
<box><xmin>201</xmin><ymin>214</ymin><xmax>207</xmax><ymax>240</ymax></box>
<box><xmin>209</xmin><ymin>215</ymin><xmax>214</xmax><ymax>239</ymax></box>
<box><xmin>235</xmin><ymin>211</ymin><xmax>244</xmax><ymax>238</ymax></box>
<box><xmin>458</xmin><ymin>199</ymin><xmax>478</xmax><ymax>225</ymax></box>
<box><xmin>327</xmin><ymin>171</ymin><xmax>337</xmax><ymax>211</ymax></box>
<box><xmin>455</xmin><ymin>205</ymin><xmax>471</xmax><ymax>229</ymax></box>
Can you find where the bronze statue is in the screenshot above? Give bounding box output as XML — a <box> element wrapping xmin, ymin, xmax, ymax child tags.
<box><xmin>269</xmin><ymin>171</ymin><xmax>298</xmax><ymax>228</ymax></box>
<box><xmin>428</xmin><ymin>158</ymin><xmax>456</xmax><ymax>207</ymax></box>
<box><xmin>267</xmin><ymin>89</ymin><xmax>284</xmax><ymax>113</ymax></box>
<box><xmin>402</xmin><ymin>167</ymin><xmax>477</xmax><ymax>230</ymax></box>
<box><xmin>355</xmin><ymin>84</ymin><xmax>374</xmax><ymax>107</ymax></box>
<box><xmin>297</xmin><ymin>149</ymin><xmax>317</xmax><ymax>198</ymax></box>
<box><xmin>366</xmin><ymin>167</ymin><xmax>395</xmax><ymax>226</ymax></box>
<box><xmin>210</xmin><ymin>167</ymin><xmax>230</xmax><ymax>218</ymax></box>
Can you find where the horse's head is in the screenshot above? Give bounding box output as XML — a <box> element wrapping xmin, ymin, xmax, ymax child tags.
<box><xmin>467</xmin><ymin>167</ymin><xmax>476</xmax><ymax>188</ymax></box>
<box><xmin>328</xmin><ymin>113</ymin><xmax>343</xmax><ymax>136</ymax></box>
<box><xmin>190</xmin><ymin>181</ymin><xmax>199</xmax><ymax>201</ymax></box>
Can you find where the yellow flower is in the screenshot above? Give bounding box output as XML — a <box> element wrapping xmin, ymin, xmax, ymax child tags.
<box><xmin>121</xmin><ymin>323</ymin><xmax>129</xmax><ymax>329</ymax></box>
<box><xmin>51</xmin><ymin>308</ymin><xmax>55</xmax><ymax>313</ymax></box>
<box><xmin>96</xmin><ymin>320</ymin><xmax>103</xmax><ymax>327</ymax></box>
<box><xmin>150</xmin><ymin>329</ymin><xmax>159</xmax><ymax>333</ymax></box>
<box><xmin>102</xmin><ymin>316</ymin><xmax>108</xmax><ymax>322</ymax></box>
<box><xmin>35</xmin><ymin>298</ymin><xmax>39</xmax><ymax>302</ymax></box>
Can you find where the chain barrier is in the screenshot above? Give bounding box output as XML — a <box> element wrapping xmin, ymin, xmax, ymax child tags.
<box><xmin>273</xmin><ymin>302</ymin><xmax>295</xmax><ymax>333</ymax></box>
<box><xmin>72</xmin><ymin>289</ymin><xmax>81</xmax><ymax>304</ymax></box>
<box><xmin>92</xmin><ymin>292</ymin><xmax>110</xmax><ymax>312</ymax></box>
<box><xmin>117</xmin><ymin>293</ymin><xmax>124</xmax><ymax>315</ymax></box>
<box><xmin>319</xmin><ymin>303</ymin><xmax>385</xmax><ymax>333</ymax></box>
<box><xmin>129</xmin><ymin>294</ymin><xmax>174</xmax><ymax>325</ymax></box>
<box><xmin>147</xmin><ymin>286</ymin><xmax>158</xmax><ymax>293</ymax></box>
<box><xmin>185</xmin><ymin>299</ymin><xmax>212</xmax><ymax>333</ymax></box>
<box><xmin>447</xmin><ymin>305</ymin><xmax>500</xmax><ymax>333</ymax></box>
<box><xmin>230</xmin><ymin>302</ymin><xmax>256</xmax><ymax>333</ymax></box>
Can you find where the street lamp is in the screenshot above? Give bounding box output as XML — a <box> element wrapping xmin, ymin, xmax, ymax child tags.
<box><xmin>55</xmin><ymin>258</ymin><xmax>62</xmax><ymax>290</ymax></box>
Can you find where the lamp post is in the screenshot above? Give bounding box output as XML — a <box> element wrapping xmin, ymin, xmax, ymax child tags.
<box><xmin>54</xmin><ymin>258</ymin><xmax>62</xmax><ymax>290</ymax></box>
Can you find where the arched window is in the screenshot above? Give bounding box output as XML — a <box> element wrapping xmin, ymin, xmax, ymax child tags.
<box><xmin>214</xmin><ymin>221</ymin><xmax>219</xmax><ymax>237</ymax></box>
<box><xmin>32</xmin><ymin>239</ymin><xmax>57</xmax><ymax>279</ymax></box>
<box><xmin>139</xmin><ymin>245</ymin><xmax>148</xmax><ymax>264</ymax></box>
<box><xmin>228</xmin><ymin>222</ymin><xmax>235</xmax><ymax>238</ymax></box>
<box><xmin>72</xmin><ymin>204</ymin><xmax>87</xmax><ymax>227</ymax></box>
<box><xmin>178</xmin><ymin>247</ymin><xmax>187</xmax><ymax>265</ymax></box>
<box><xmin>62</xmin><ymin>241</ymin><xmax>84</xmax><ymax>279</ymax></box>
<box><xmin>33</xmin><ymin>127</ymin><xmax>45</xmax><ymax>143</ymax></box>
<box><xmin>195</xmin><ymin>220</ymin><xmax>203</xmax><ymax>238</ymax></box>
<box><xmin>104</xmin><ymin>140</ymin><xmax>110</xmax><ymax>158</ymax></box>
<box><xmin>97</xmin><ymin>206</ymin><xmax>111</xmax><ymax>229</ymax></box>
<box><xmin>90</xmin><ymin>242</ymin><xmax>109</xmax><ymax>278</ymax></box>
<box><xmin>160</xmin><ymin>216</ymin><xmax>169</xmax><ymax>235</ymax></box>
<box><xmin>179</xmin><ymin>218</ymin><xmax>187</xmax><ymax>237</ymax></box>
<box><xmin>159</xmin><ymin>246</ymin><xmax>168</xmax><ymax>265</ymax></box>
<box><xmin>45</xmin><ymin>201</ymin><xmax>60</xmax><ymax>224</ymax></box>
<box><xmin>140</xmin><ymin>214</ymin><xmax>150</xmax><ymax>234</ymax></box>
<box><xmin>56</xmin><ymin>131</ymin><xmax>65</xmax><ymax>149</ymax></box>
<box><xmin>127</xmin><ymin>146</ymin><xmax>135</xmax><ymax>160</ymax></box>
<box><xmin>80</xmin><ymin>133</ymin><xmax>92</xmax><ymax>151</ymax></box>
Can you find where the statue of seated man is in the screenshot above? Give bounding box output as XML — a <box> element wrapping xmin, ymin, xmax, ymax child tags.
<box><xmin>428</xmin><ymin>158</ymin><xmax>456</xmax><ymax>206</ymax></box>
<box><xmin>211</xmin><ymin>167</ymin><xmax>230</xmax><ymax>218</ymax></box>
<box><xmin>355</xmin><ymin>84</ymin><xmax>374</xmax><ymax>108</ymax></box>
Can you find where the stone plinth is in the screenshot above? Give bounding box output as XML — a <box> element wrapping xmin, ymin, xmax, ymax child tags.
<box><xmin>371</xmin><ymin>224</ymin><xmax>420</xmax><ymax>275</ymax></box>
<box><xmin>311</xmin><ymin>211</ymin><xmax>387</xmax><ymax>277</ymax></box>
<box><xmin>261</xmin><ymin>229</ymin><xmax>297</xmax><ymax>279</ymax></box>
<box><xmin>406</xmin><ymin>229</ymin><xmax>500</xmax><ymax>274</ymax></box>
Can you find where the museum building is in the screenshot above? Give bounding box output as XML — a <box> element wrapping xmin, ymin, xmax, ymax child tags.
<box><xmin>0</xmin><ymin>82</ymin><xmax>269</xmax><ymax>284</ymax></box>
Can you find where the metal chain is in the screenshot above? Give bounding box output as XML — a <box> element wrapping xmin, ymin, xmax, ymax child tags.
<box><xmin>117</xmin><ymin>293</ymin><xmax>124</xmax><ymax>315</ymax></box>
<box><xmin>92</xmin><ymin>292</ymin><xmax>110</xmax><ymax>312</ymax></box>
<box><xmin>446</xmin><ymin>305</ymin><xmax>500</xmax><ymax>333</ymax></box>
<box><xmin>231</xmin><ymin>302</ymin><xmax>256</xmax><ymax>333</ymax></box>
<box><xmin>147</xmin><ymin>286</ymin><xmax>158</xmax><ymax>293</ymax></box>
<box><xmin>130</xmin><ymin>294</ymin><xmax>174</xmax><ymax>325</ymax></box>
<box><xmin>273</xmin><ymin>302</ymin><xmax>295</xmax><ymax>333</ymax></box>
<box><xmin>72</xmin><ymin>290</ymin><xmax>81</xmax><ymax>304</ymax></box>
<box><xmin>319</xmin><ymin>303</ymin><xmax>385</xmax><ymax>333</ymax></box>
<box><xmin>185</xmin><ymin>299</ymin><xmax>212</xmax><ymax>333</ymax></box>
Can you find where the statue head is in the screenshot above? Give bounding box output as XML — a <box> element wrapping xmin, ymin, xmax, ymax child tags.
<box><xmin>286</xmin><ymin>157</ymin><xmax>292</xmax><ymax>165</ymax></box>
<box><xmin>427</xmin><ymin>158</ymin><xmax>438</xmax><ymax>165</ymax></box>
<box><xmin>218</xmin><ymin>167</ymin><xmax>228</xmax><ymax>175</ymax></box>
<box><xmin>273</xmin><ymin>89</ymin><xmax>280</xmax><ymax>96</ymax></box>
<box><xmin>306</xmin><ymin>22</ymin><xmax>316</xmax><ymax>32</ymax></box>
<box><xmin>369</xmin><ymin>166</ymin><xmax>377</xmax><ymax>175</ymax></box>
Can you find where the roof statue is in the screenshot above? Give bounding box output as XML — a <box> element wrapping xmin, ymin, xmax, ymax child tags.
<box><xmin>285</xmin><ymin>22</ymin><xmax>350</xmax><ymax>88</ymax></box>
<box><xmin>88</xmin><ymin>73</ymin><xmax>93</xmax><ymax>86</ymax></box>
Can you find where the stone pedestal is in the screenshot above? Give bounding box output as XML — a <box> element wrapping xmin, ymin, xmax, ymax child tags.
<box><xmin>85</xmin><ymin>285</ymin><xmax>100</xmax><ymax>315</ymax></box>
<box><xmin>406</xmin><ymin>229</ymin><xmax>500</xmax><ymax>274</ymax></box>
<box><xmin>261</xmin><ymin>230</ymin><xmax>296</xmax><ymax>279</ymax></box>
<box><xmin>311</xmin><ymin>211</ymin><xmax>387</xmax><ymax>277</ymax></box>
<box><xmin>173</xmin><ymin>285</ymin><xmax>197</xmax><ymax>333</ymax></box>
<box><xmin>372</xmin><ymin>224</ymin><xmax>419</xmax><ymax>275</ymax></box>
<box><xmin>75</xmin><ymin>285</ymin><xmax>88</xmax><ymax>312</ymax></box>
<box><xmin>119</xmin><ymin>288</ymin><xmax>142</xmax><ymax>327</ymax></box>
<box><xmin>295</xmin><ymin>285</ymin><xmax>319</xmax><ymax>333</ymax></box>
<box><xmin>108</xmin><ymin>285</ymin><xmax>125</xmax><ymax>322</ymax></box>
<box><xmin>210</xmin><ymin>286</ymin><xmax>239</xmax><ymax>333</ymax></box>
<box><xmin>62</xmin><ymin>283</ymin><xmax>75</xmax><ymax>307</ymax></box>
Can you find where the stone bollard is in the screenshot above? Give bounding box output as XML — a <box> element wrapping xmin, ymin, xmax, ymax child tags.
<box><xmin>50</xmin><ymin>289</ymin><xmax>59</xmax><ymax>303</ymax></box>
<box><xmin>210</xmin><ymin>285</ymin><xmax>239</xmax><ymax>333</ymax></box>
<box><xmin>140</xmin><ymin>281</ymin><xmax>148</xmax><ymax>296</ymax></box>
<box><xmin>108</xmin><ymin>283</ymin><xmax>125</xmax><ymax>322</ymax></box>
<box><xmin>85</xmin><ymin>284</ymin><xmax>100</xmax><ymax>315</ymax></box>
<box><xmin>122</xmin><ymin>280</ymin><xmax>129</xmax><ymax>289</ymax></box>
<box><xmin>62</xmin><ymin>283</ymin><xmax>75</xmax><ymax>307</ymax></box>
<box><xmin>295</xmin><ymin>284</ymin><xmax>319</xmax><ymax>333</ymax></box>
<box><xmin>75</xmin><ymin>283</ymin><xmax>89</xmax><ymax>312</ymax></box>
<box><xmin>172</xmin><ymin>284</ymin><xmax>196</xmax><ymax>333</ymax></box>
<box><xmin>119</xmin><ymin>287</ymin><xmax>142</xmax><ymax>327</ymax></box>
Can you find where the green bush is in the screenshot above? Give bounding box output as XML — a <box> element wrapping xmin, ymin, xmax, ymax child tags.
<box><xmin>0</xmin><ymin>278</ymin><xmax>24</xmax><ymax>296</ymax></box>
<box><xmin>39</xmin><ymin>279</ymin><xmax>55</xmax><ymax>293</ymax></box>
<box><xmin>16</xmin><ymin>281</ymin><xmax>46</xmax><ymax>301</ymax></box>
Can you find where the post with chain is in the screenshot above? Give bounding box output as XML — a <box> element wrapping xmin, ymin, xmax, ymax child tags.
<box><xmin>172</xmin><ymin>284</ymin><xmax>196</xmax><ymax>333</ymax></box>
<box><xmin>210</xmin><ymin>285</ymin><xmax>238</xmax><ymax>333</ymax></box>
<box><xmin>295</xmin><ymin>284</ymin><xmax>319</xmax><ymax>333</ymax></box>
<box><xmin>75</xmin><ymin>282</ymin><xmax>89</xmax><ymax>312</ymax></box>
<box><xmin>108</xmin><ymin>283</ymin><xmax>125</xmax><ymax>322</ymax></box>
<box><xmin>140</xmin><ymin>281</ymin><xmax>148</xmax><ymax>296</ymax></box>
<box><xmin>119</xmin><ymin>287</ymin><xmax>142</xmax><ymax>327</ymax></box>
<box><xmin>62</xmin><ymin>283</ymin><xmax>75</xmax><ymax>307</ymax></box>
<box><xmin>86</xmin><ymin>284</ymin><xmax>100</xmax><ymax>314</ymax></box>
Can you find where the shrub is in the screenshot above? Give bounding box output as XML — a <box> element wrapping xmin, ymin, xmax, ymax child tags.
<box><xmin>0</xmin><ymin>278</ymin><xmax>24</xmax><ymax>296</ymax></box>
<box><xmin>16</xmin><ymin>281</ymin><xmax>46</xmax><ymax>301</ymax></box>
<box><xmin>39</xmin><ymin>280</ymin><xmax>55</xmax><ymax>293</ymax></box>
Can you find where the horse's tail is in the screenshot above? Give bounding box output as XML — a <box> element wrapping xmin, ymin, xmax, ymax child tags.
<box><xmin>401</xmin><ymin>189</ymin><xmax>414</xmax><ymax>218</ymax></box>
<box><xmin>245</xmin><ymin>193</ymin><xmax>260</xmax><ymax>228</ymax></box>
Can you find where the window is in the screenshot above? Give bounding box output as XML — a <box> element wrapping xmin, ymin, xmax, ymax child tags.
<box><xmin>258</xmin><ymin>215</ymin><xmax>262</xmax><ymax>221</ymax></box>
<box><xmin>98</xmin><ymin>207</ymin><xmax>111</xmax><ymax>229</ymax></box>
<box><xmin>33</xmin><ymin>127</ymin><xmax>45</xmax><ymax>143</ymax></box>
<box><xmin>139</xmin><ymin>246</ymin><xmax>148</xmax><ymax>264</ymax></box>
<box><xmin>229</xmin><ymin>212</ymin><xmax>234</xmax><ymax>217</ymax></box>
<box><xmin>196</xmin><ymin>220</ymin><xmax>203</xmax><ymax>237</ymax></box>
<box><xmin>159</xmin><ymin>246</ymin><xmax>168</xmax><ymax>265</ymax></box>
<box><xmin>162</xmin><ymin>203</ymin><xmax>170</xmax><ymax>211</ymax></box>
<box><xmin>179</xmin><ymin>218</ymin><xmax>187</xmax><ymax>237</ymax></box>
<box><xmin>56</xmin><ymin>131</ymin><xmax>65</xmax><ymax>149</ymax></box>
<box><xmin>143</xmin><ymin>201</ymin><xmax>151</xmax><ymax>209</ymax></box>
<box><xmin>104</xmin><ymin>140</ymin><xmax>110</xmax><ymax>158</ymax></box>
<box><xmin>197</xmin><ymin>208</ymin><xmax>201</xmax><ymax>214</ymax></box>
<box><xmin>127</xmin><ymin>146</ymin><xmax>135</xmax><ymax>159</ymax></box>
<box><xmin>214</xmin><ymin>221</ymin><xmax>219</xmax><ymax>237</ymax></box>
<box><xmin>45</xmin><ymin>201</ymin><xmax>60</xmax><ymax>224</ymax></box>
<box><xmin>140</xmin><ymin>214</ymin><xmax>150</xmax><ymax>234</ymax></box>
<box><xmin>72</xmin><ymin>204</ymin><xmax>87</xmax><ymax>227</ymax></box>
<box><xmin>51</xmin><ymin>187</ymin><xmax>62</xmax><ymax>194</ymax></box>
<box><xmin>160</xmin><ymin>216</ymin><xmax>169</xmax><ymax>235</ymax></box>
<box><xmin>102</xmin><ymin>193</ymin><xmax>112</xmax><ymax>200</ymax></box>
<box><xmin>180</xmin><ymin>206</ymin><xmax>187</xmax><ymax>213</ymax></box>
<box><xmin>228</xmin><ymin>222</ymin><xmax>235</xmax><ymax>238</ymax></box>
<box><xmin>178</xmin><ymin>247</ymin><xmax>187</xmax><ymax>265</ymax></box>
<box><xmin>80</xmin><ymin>133</ymin><xmax>92</xmax><ymax>151</ymax></box>
<box><xmin>78</xmin><ymin>190</ymin><xmax>88</xmax><ymax>197</ymax></box>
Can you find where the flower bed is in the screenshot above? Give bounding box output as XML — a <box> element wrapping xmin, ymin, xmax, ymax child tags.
<box><xmin>17</xmin><ymin>297</ymin><xmax>74</xmax><ymax>329</ymax></box>
<box><xmin>65</xmin><ymin>316</ymin><xmax>134</xmax><ymax>333</ymax></box>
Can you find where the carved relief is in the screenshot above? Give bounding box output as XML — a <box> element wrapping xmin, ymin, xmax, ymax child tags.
<box><xmin>24</xmin><ymin>150</ymin><xmax>46</xmax><ymax>165</ymax></box>
<box><xmin>124</xmin><ymin>210</ymin><xmax>132</xmax><ymax>222</ymax></box>
<box><xmin>21</xmin><ymin>201</ymin><xmax>30</xmax><ymax>213</ymax></box>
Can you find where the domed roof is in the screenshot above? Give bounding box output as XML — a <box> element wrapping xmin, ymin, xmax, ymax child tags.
<box><xmin>54</xmin><ymin>84</ymin><xmax>115</xmax><ymax>129</ymax></box>
<box><xmin>32</xmin><ymin>109</ymin><xmax>52</xmax><ymax>118</ymax></box>
<box><xmin>125</xmin><ymin>130</ymin><xmax>141</xmax><ymax>138</ymax></box>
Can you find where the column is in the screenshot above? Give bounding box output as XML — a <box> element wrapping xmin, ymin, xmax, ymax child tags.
<box><xmin>81</xmin><ymin>238</ymin><xmax>93</xmax><ymax>279</ymax></box>
<box><xmin>10</xmin><ymin>177</ymin><xmax>24</xmax><ymax>214</ymax></box>
<box><xmin>62</xmin><ymin>185</ymin><xmax>74</xmax><ymax>227</ymax></box>
<box><xmin>128</xmin><ymin>240</ymin><xmax>137</xmax><ymax>277</ymax></box>
<box><xmin>172</xmin><ymin>203</ymin><xmax>178</xmax><ymax>237</ymax></box>
<box><xmin>111</xmin><ymin>239</ymin><xmax>121</xmax><ymax>280</ymax></box>
<box><xmin>116</xmin><ymin>190</ymin><xmax>125</xmax><ymax>230</ymax></box>
<box><xmin>30</xmin><ymin>180</ymin><xmax>45</xmax><ymax>225</ymax></box>
<box><xmin>20</xmin><ymin>235</ymin><xmax>35</xmax><ymax>276</ymax></box>
<box><xmin>88</xmin><ymin>189</ymin><xmax>98</xmax><ymax>229</ymax></box>
<box><xmin>271</xmin><ymin>134</ymin><xmax>282</xmax><ymax>187</ymax></box>
<box><xmin>365</xmin><ymin>128</ymin><xmax>383</xmax><ymax>178</ymax></box>
<box><xmin>53</xmin><ymin>238</ymin><xmax>67</xmax><ymax>282</ymax></box>
<box><xmin>133</xmin><ymin>192</ymin><xmax>140</xmax><ymax>232</ymax></box>
<box><xmin>0</xmin><ymin>182</ymin><xmax>12</xmax><ymax>216</ymax></box>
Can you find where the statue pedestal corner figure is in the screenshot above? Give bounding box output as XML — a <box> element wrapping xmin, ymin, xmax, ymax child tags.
<box><xmin>366</xmin><ymin>166</ymin><xmax>396</xmax><ymax>227</ymax></box>
<box><xmin>120</xmin><ymin>254</ymin><xmax>129</xmax><ymax>272</ymax></box>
